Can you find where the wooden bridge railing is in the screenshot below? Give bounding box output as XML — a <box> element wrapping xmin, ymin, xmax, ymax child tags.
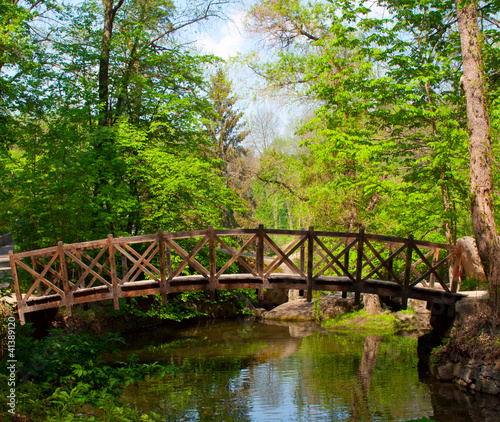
<box><xmin>9</xmin><ymin>226</ymin><xmax>463</xmax><ymax>324</ymax></box>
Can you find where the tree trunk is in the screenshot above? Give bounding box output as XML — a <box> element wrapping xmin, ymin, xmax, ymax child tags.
<box><xmin>456</xmin><ymin>0</ymin><xmax>500</xmax><ymax>312</ymax></box>
<box><xmin>98</xmin><ymin>0</ymin><xmax>126</xmax><ymax>128</ymax></box>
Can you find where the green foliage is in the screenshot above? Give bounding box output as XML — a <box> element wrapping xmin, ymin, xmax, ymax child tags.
<box><xmin>206</xmin><ymin>67</ymin><xmax>251</xmax><ymax>228</ymax></box>
<box><xmin>312</xmin><ymin>291</ymin><xmax>323</xmax><ymax>322</ymax></box>
<box><xmin>117</xmin><ymin>295</ymin><xmax>208</xmax><ymax>322</ymax></box>
<box><xmin>114</xmin><ymin>288</ymin><xmax>258</xmax><ymax>322</ymax></box>
<box><xmin>1</xmin><ymin>0</ymin><xmax>246</xmax><ymax>252</ymax></box>
<box><xmin>0</xmin><ymin>326</ymin><xmax>169</xmax><ymax>420</ymax></box>
<box><xmin>246</xmin><ymin>0</ymin><xmax>498</xmax><ymax>242</ymax></box>
<box><xmin>460</xmin><ymin>276</ymin><xmax>488</xmax><ymax>291</ymax></box>
<box><xmin>429</xmin><ymin>337</ymin><xmax>451</xmax><ymax>366</ymax></box>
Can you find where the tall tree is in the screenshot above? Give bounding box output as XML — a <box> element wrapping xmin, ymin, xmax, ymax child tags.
<box><xmin>456</xmin><ymin>0</ymin><xmax>500</xmax><ymax>311</ymax></box>
<box><xmin>207</xmin><ymin>68</ymin><xmax>249</xmax><ymax>170</ymax></box>
<box><xmin>207</xmin><ymin>68</ymin><xmax>250</xmax><ymax>227</ymax></box>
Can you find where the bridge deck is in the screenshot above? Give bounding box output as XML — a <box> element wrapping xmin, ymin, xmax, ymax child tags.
<box><xmin>9</xmin><ymin>226</ymin><xmax>464</xmax><ymax>323</ymax></box>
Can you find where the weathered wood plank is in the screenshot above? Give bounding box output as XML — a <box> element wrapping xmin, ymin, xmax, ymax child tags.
<box><xmin>167</xmin><ymin>236</ymin><xmax>209</xmax><ymax>279</ymax></box>
<box><xmin>165</xmin><ymin>229</ymin><xmax>209</xmax><ymax>239</ymax></box>
<box><xmin>214</xmin><ymin>228</ymin><xmax>258</xmax><ymax>236</ymax></box>
<box><xmin>263</xmin><ymin>233</ymin><xmax>304</xmax><ymax>276</ymax></box>
<box><xmin>264</xmin><ymin>234</ymin><xmax>306</xmax><ymax>277</ymax></box>
<box><xmin>114</xmin><ymin>243</ymin><xmax>161</xmax><ymax>283</ymax></box>
<box><xmin>113</xmin><ymin>234</ymin><xmax>157</xmax><ymax>245</ymax></box>
<box><xmin>122</xmin><ymin>241</ymin><xmax>160</xmax><ymax>282</ymax></box>
<box><xmin>158</xmin><ymin>230</ymin><xmax>168</xmax><ymax>304</ymax></box>
<box><xmin>313</xmin><ymin>234</ymin><xmax>355</xmax><ymax>281</ymax></box>
<box><xmin>65</xmin><ymin>248</ymin><xmax>112</xmax><ymax>291</ymax></box>
<box><xmin>209</xmin><ymin>226</ymin><xmax>217</xmax><ymax>300</ymax></box>
<box><xmin>215</xmin><ymin>234</ymin><xmax>258</xmax><ymax>277</ymax></box>
<box><xmin>108</xmin><ymin>235</ymin><xmax>120</xmax><ymax>310</ymax></box>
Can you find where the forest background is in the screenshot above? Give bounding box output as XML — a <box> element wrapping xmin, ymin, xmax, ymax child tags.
<box><xmin>1</xmin><ymin>0</ymin><xmax>500</xmax><ymax>302</ymax></box>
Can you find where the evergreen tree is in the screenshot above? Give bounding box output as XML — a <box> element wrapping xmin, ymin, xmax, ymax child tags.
<box><xmin>208</xmin><ymin>68</ymin><xmax>249</xmax><ymax>169</ymax></box>
<box><xmin>207</xmin><ymin>68</ymin><xmax>251</xmax><ymax>227</ymax></box>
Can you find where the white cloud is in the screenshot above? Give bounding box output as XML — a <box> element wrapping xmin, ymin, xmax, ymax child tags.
<box><xmin>196</xmin><ymin>11</ymin><xmax>249</xmax><ymax>59</ymax></box>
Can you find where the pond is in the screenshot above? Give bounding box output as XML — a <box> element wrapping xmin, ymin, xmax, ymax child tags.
<box><xmin>112</xmin><ymin>319</ymin><xmax>500</xmax><ymax>422</ymax></box>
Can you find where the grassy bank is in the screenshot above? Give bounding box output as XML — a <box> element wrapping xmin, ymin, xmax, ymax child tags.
<box><xmin>322</xmin><ymin>309</ymin><xmax>418</xmax><ymax>334</ymax></box>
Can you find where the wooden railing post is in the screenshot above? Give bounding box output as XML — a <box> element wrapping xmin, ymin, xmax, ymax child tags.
<box><xmin>9</xmin><ymin>251</ymin><xmax>25</xmax><ymax>324</ymax></box>
<box><xmin>208</xmin><ymin>225</ymin><xmax>217</xmax><ymax>301</ymax></box>
<box><xmin>343</xmin><ymin>233</ymin><xmax>350</xmax><ymax>299</ymax></box>
<box><xmin>166</xmin><ymin>237</ymin><xmax>172</xmax><ymax>278</ymax></box>
<box><xmin>300</xmin><ymin>228</ymin><xmax>306</xmax><ymax>297</ymax></box>
<box><xmin>354</xmin><ymin>229</ymin><xmax>364</xmax><ymax>305</ymax></box>
<box><xmin>300</xmin><ymin>229</ymin><xmax>306</xmax><ymax>274</ymax></box>
<box><xmin>306</xmin><ymin>226</ymin><xmax>314</xmax><ymax>302</ymax></box>
<box><xmin>402</xmin><ymin>235</ymin><xmax>414</xmax><ymax>310</ymax></box>
<box><xmin>58</xmin><ymin>241</ymin><xmax>71</xmax><ymax>317</ymax></box>
<box><xmin>158</xmin><ymin>229</ymin><xmax>168</xmax><ymax>305</ymax></box>
<box><xmin>387</xmin><ymin>242</ymin><xmax>395</xmax><ymax>282</ymax></box>
<box><xmin>108</xmin><ymin>235</ymin><xmax>120</xmax><ymax>310</ymax></box>
<box><xmin>257</xmin><ymin>224</ymin><xmax>265</xmax><ymax>301</ymax></box>
<box><xmin>119</xmin><ymin>236</ymin><xmax>128</xmax><ymax>283</ymax></box>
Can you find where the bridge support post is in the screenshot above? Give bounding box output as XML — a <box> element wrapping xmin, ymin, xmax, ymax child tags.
<box><xmin>10</xmin><ymin>250</ymin><xmax>25</xmax><ymax>325</ymax></box>
<box><xmin>158</xmin><ymin>229</ymin><xmax>168</xmax><ymax>305</ymax></box>
<box><xmin>387</xmin><ymin>242</ymin><xmax>394</xmax><ymax>282</ymax></box>
<box><xmin>402</xmin><ymin>235</ymin><xmax>414</xmax><ymax>310</ymax></box>
<box><xmin>354</xmin><ymin>229</ymin><xmax>365</xmax><ymax>306</ymax></box>
<box><xmin>450</xmin><ymin>243</ymin><xmax>463</xmax><ymax>293</ymax></box>
<box><xmin>58</xmin><ymin>241</ymin><xmax>72</xmax><ymax>317</ymax></box>
<box><xmin>257</xmin><ymin>224</ymin><xmax>265</xmax><ymax>301</ymax></box>
<box><xmin>306</xmin><ymin>226</ymin><xmax>314</xmax><ymax>302</ymax></box>
<box><xmin>108</xmin><ymin>235</ymin><xmax>120</xmax><ymax>310</ymax></box>
<box><xmin>208</xmin><ymin>226</ymin><xmax>217</xmax><ymax>301</ymax></box>
<box><xmin>342</xmin><ymin>234</ymin><xmax>351</xmax><ymax>299</ymax></box>
<box><xmin>299</xmin><ymin>231</ymin><xmax>305</xmax><ymax>298</ymax></box>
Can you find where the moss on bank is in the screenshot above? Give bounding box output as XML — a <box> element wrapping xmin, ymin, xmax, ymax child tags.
<box><xmin>322</xmin><ymin>309</ymin><xmax>418</xmax><ymax>334</ymax></box>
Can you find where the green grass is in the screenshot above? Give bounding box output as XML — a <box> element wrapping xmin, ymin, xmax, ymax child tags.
<box><xmin>322</xmin><ymin>309</ymin><xmax>403</xmax><ymax>334</ymax></box>
<box><xmin>398</xmin><ymin>308</ymin><xmax>415</xmax><ymax>315</ymax></box>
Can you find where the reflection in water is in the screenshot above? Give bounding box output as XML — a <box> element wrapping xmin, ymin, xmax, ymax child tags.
<box><xmin>116</xmin><ymin>320</ymin><xmax>500</xmax><ymax>421</ymax></box>
<box><xmin>430</xmin><ymin>382</ymin><xmax>500</xmax><ymax>422</ymax></box>
<box><xmin>351</xmin><ymin>335</ymin><xmax>382</xmax><ymax>421</ymax></box>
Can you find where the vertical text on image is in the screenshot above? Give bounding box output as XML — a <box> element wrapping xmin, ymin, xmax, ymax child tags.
<box><xmin>6</xmin><ymin>316</ymin><xmax>16</xmax><ymax>415</ymax></box>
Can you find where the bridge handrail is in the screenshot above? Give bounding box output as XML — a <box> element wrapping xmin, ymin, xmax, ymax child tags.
<box><xmin>9</xmin><ymin>226</ymin><xmax>462</xmax><ymax>324</ymax></box>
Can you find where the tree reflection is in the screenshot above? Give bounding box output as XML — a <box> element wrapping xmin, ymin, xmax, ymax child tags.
<box><xmin>351</xmin><ymin>335</ymin><xmax>382</xmax><ymax>421</ymax></box>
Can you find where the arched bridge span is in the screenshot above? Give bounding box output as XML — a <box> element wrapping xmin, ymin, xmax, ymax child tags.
<box><xmin>9</xmin><ymin>226</ymin><xmax>464</xmax><ymax>324</ymax></box>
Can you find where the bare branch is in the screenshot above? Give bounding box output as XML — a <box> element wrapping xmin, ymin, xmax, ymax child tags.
<box><xmin>256</xmin><ymin>175</ymin><xmax>309</xmax><ymax>202</ymax></box>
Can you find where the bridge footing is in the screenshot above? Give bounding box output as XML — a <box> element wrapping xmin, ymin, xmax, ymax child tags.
<box><xmin>417</xmin><ymin>300</ymin><xmax>459</xmax><ymax>376</ymax></box>
<box><xmin>429</xmin><ymin>301</ymin><xmax>456</xmax><ymax>337</ymax></box>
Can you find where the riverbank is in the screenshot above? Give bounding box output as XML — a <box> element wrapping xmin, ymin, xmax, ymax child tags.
<box><xmin>429</xmin><ymin>298</ymin><xmax>500</xmax><ymax>396</ymax></box>
<box><xmin>256</xmin><ymin>292</ymin><xmax>432</xmax><ymax>334</ymax></box>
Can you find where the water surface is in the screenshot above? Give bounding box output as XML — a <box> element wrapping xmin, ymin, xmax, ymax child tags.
<box><xmin>115</xmin><ymin>320</ymin><xmax>500</xmax><ymax>421</ymax></box>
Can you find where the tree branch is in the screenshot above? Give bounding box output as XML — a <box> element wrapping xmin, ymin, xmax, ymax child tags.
<box><xmin>256</xmin><ymin>175</ymin><xmax>309</xmax><ymax>202</ymax></box>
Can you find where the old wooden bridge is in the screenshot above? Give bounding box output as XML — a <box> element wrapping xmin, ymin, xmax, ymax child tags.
<box><xmin>9</xmin><ymin>226</ymin><xmax>464</xmax><ymax>324</ymax></box>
